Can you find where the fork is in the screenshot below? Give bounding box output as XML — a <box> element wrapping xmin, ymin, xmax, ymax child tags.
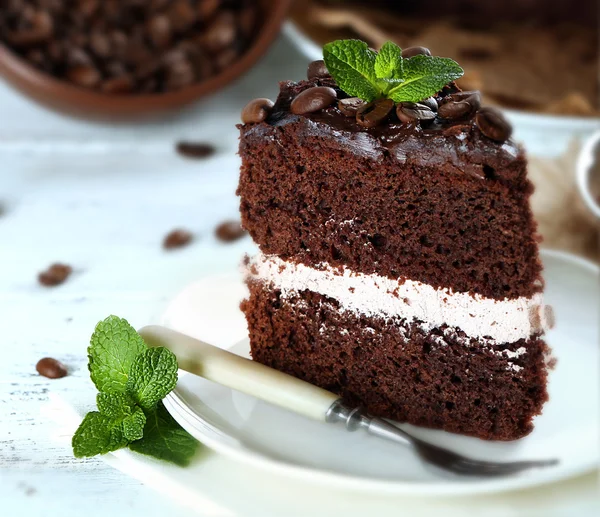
<box><xmin>139</xmin><ymin>325</ymin><xmax>558</xmax><ymax>477</ymax></box>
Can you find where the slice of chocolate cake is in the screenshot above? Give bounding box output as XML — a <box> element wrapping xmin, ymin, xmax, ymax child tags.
<box><xmin>237</xmin><ymin>41</ymin><xmax>553</xmax><ymax>441</ymax></box>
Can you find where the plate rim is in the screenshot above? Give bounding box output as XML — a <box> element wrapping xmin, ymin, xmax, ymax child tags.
<box><xmin>163</xmin><ymin>249</ymin><xmax>599</xmax><ymax>496</ymax></box>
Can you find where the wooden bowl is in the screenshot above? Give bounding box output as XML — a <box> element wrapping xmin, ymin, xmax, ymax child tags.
<box><xmin>0</xmin><ymin>0</ymin><xmax>292</xmax><ymax>120</ymax></box>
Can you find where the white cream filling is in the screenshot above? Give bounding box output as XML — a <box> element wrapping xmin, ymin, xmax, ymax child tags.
<box><xmin>245</xmin><ymin>253</ymin><xmax>550</xmax><ymax>344</ymax></box>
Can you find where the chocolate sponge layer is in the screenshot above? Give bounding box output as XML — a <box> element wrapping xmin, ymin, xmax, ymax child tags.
<box><xmin>242</xmin><ymin>281</ymin><xmax>550</xmax><ymax>441</ymax></box>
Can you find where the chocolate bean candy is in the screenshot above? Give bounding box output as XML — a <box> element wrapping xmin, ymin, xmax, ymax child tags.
<box><xmin>241</xmin><ymin>98</ymin><xmax>274</xmax><ymax>124</ymax></box>
<box><xmin>401</xmin><ymin>46</ymin><xmax>431</xmax><ymax>58</ymax></box>
<box><xmin>475</xmin><ymin>107</ymin><xmax>513</xmax><ymax>142</ymax></box>
<box><xmin>307</xmin><ymin>60</ymin><xmax>329</xmax><ymax>81</ymax></box>
<box><xmin>36</xmin><ymin>357</ymin><xmax>68</xmax><ymax>379</ymax></box>
<box><xmin>356</xmin><ymin>98</ymin><xmax>394</xmax><ymax>128</ymax></box>
<box><xmin>396</xmin><ymin>102</ymin><xmax>436</xmax><ymax>124</ymax></box>
<box><xmin>290</xmin><ymin>86</ymin><xmax>337</xmax><ymax>115</ymax></box>
<box><xmin>338</xmin><ymin>97</ymin><xmax>365</xmax><ymax>117</ymax></box>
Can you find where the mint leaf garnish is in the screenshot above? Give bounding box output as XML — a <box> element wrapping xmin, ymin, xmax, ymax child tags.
<box><xmin>72</xmin><ymin>412</ymin><xmax>128</xmax><ymax>458</ymax></box>
<box><xmin>126</xmin><ymin>347</ymin><xmax>178</xmax><ymax>412</ymax></box>
<box><xmin>122</xmin><ymin>407</ymin><xmax>146</xmax><ymax>441</ymax></box>
<box><xmin>129</xmin><ymin>402</ymin><xmax>198</xmax><ymax>467</ymax></box>
<box><xmin>73</xmin><ymin>316</ymin><xmax>198</xmax><ymax>466</ymax></box>
<box><xmin>323</xmin><ymin>39</ymin><xmax>464</xmax><ymax>104</ymax></box>
<box><xmin>374</xmin><ymin>41</ymin><xmax>403</xmax><ymax>80</ymax></box>
<box><xmin>387</xmin><ymin>55</ymin><xmax>464</xmax><ymax>103</ymax></box>
<box><xmin>88</xmin><ymin>315</ymin><xmax>146</xmax><ymax>393</ymax></box>
<box><xmin>323</xmin><ymin>40</ymin><xmax>380</xmax><ymax>102</ymax></box>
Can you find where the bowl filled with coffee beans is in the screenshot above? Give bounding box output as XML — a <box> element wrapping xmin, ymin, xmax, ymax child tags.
<box><xmin>0</xmin><ymin>0</ymin><xmax>292</xmax><ymax>119</ymax></box>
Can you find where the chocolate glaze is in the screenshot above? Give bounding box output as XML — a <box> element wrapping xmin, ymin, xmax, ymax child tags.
<box><xmin>254</xmin><ymin>80</ymin><xmax>523</xmax><ymax>183</ymax></box>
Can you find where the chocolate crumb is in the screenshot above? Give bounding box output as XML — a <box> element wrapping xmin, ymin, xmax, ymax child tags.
<box><xmin>215</xmin><ymin>220</ymin><xmax>247</xmax><ymax>242</ymax></box>
<box><xmin>163</xmin><ymin>229</ymin><xmax>194</xmax><ymax>249</ymax></box>
<box><xmin>38</xmin><ymin>263</ymin><xmax>72</xmax><ymax>287</ymax></box>
<box><xmin>36</xmin><ymin>357</ymin><xmax>68</xmax><ymax>379</ymax></box>
<box><xmin>176</xmin><ymin>142</ymin><xmax>216</xmax><ymax>159</ymax></box>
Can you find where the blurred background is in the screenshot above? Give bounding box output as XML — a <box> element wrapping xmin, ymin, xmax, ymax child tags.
<box><xmin>0</xmin><ymin>1</ymin><xmax>598</xmax><ymax>516</ymax></box>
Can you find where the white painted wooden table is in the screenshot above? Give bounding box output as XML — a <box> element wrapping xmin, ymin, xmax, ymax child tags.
<box><xmin>1</xmin><ymin>35</ymin><xmax>598</xmax><ymax>517</ymax></box>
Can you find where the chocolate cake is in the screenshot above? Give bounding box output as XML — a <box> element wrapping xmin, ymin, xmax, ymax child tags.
<box><xmin>237</xmin><ymin>43</ymin><xmax>553</xmax><ymax>440</ymax></box>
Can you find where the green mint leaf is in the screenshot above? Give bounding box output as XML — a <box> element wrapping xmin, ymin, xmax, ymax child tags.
<box><xmin>374</xmin><ymin>41</ymin><xmax>403</xmax><ymax>80</ymax></box>
<box><xmin>96</xmin><ymin>392</ymin><xmax>136</xmax><ymax>419</ymax></box>
<box><xmin>126</xmin><ymin>347</ymin><xmax>178</xmax><ymax>412</ymax></box>
<box><xmin>88</xmin><ymin>315</ymin><xmax>147</xmax><ymax>394</ymax></box>
<box><xmin>129</xmin><ymin>402</ymin><xmax>198</xmax><ymax>467</ymax></box>
<box><xmin>388</xmin><ymin>55</ymin><xmax>463</xmax><ymax>103</ymax></box>
<box><xmin>122</xmin><ymin>407</ymin><xmax>146</xmax><ymax>441</ymax></box>
<box><xmin>72</xmin><ymin>412</ymin><xmax>128</xmax><ymax>458</ymax></box>
<box><xmin>323</xmin><ymin>39</ymin><xmax>381</xmax><ymax>102</ymax></box>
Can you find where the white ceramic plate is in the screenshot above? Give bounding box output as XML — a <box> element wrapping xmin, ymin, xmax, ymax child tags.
<box><xmin>161</xmin><ymin>249</ymin><xmax>599</xmax><ymax>496</ymax></box>
<box><xmin>282</xmin><ymin>22</ymin><xmax>600</xmax><ymax>159</ymax></box>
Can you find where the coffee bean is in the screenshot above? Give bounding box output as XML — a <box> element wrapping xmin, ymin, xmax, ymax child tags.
<box><xmin>7</xmin><ymin>10</ymin><xmax>53</xmax><ymax>47</ymax></box>
<box><xmin>307</xmin><ymin>60</ymin><xmax>329</xmax><ymax>81</ymax></box>
<box><xmin>214</xmin><ymin>48</ymin><xmax>238</xmax><ymax>71</ymax></box>
<box><xmin>401</xmin><ymin>46</ymin><xmax>431</xmax><ymax>58</ymax></box>
<box><xmin>67</xmin><ymin>65</ymin><xmax>101</xmax><ymax>87</ymax></box>
<box><xmin>241</xmin><ymin>98</ymin><xmax>274</xmax><ymax>124</ymax></box>
<box><xmin>475</xmin><ymin>107</ymin><xmax>512</xmax><ymax>142</ymax></box>
<box><xmin>202</xmin><ymin>10</ymin><xmax>236</xmax><ymax>51</ymax></box>
<box><xmin>238</xmin><ymin>6</ymin><xmax>257</xmax><ymax>39</ymax></box>
<box><xmin>164</xmin><ymin>59</ymin><xmax>196</xmax><ymax>90</ymax></box>
<box><xmin>36</xmin><ymin>357</ymin><xmax>68</xmax><ymax>379</ymax></box>
<box><xmin>90</xmin><ymin>31</ymin><xmax>111</xmax><ymax>58</ymax></box>
<box><xmin>356</xmin><ymin>98</ymin><xmax>394</xmax><ymax>128</ymax></box>
<box><xmin>338</xmin><ymin>97</ymin><xmax>365</xmax><ymax>117</ymax></box>
<box><xmin>163</xmin><ymin>229</ymin><xmax>193</xmax><ymax>249</ymax></box>
<box><xmin>419</xmin><ymin>96</ymin><xmax>438</xmax><ymax>112</ymax></box>
<box><xmin>197</xmin><ymin>0</ymin><xmax>221</xmax><ymax>21</ymax></box>
<box><xmin>38</xmin><ymin>263</ymin><xmax>72</xmax><ymax>287</ymax></box>
<box><xmin>215</xmin><ymin>220</ymin><xmax>246</xmax><ymax>242</ymax></box>
<box><xmin>290</xmin><ymin>86</ymin><xmax>337</xmax><ymax>115</ymax></box>
<box><xmin>442</xmin><ymin>90</ymin><xmax>482</xmax><ymax>110</ymax></box>
<box><xmin>167</xmin><ymin>0</ymin><xmax>198</xmax><ymax>33</ymax></box>
<box><xmin>176</xmin><ymin>141</ymin><xmax>216</xmax><ymax>159</ymax></box>
<box><xmin>396</xmin><ymin>102</ymin><xmax>436</xmax><ymax>124</ymax></box>
<box><xmin>147</xmin><ymin>15</ymin><xmax>172</xmax><ymax>49</ymax></box>
<box><xmin>438</xmin><ymin>92</ymin><xmax>481</xmax><ymax>120</ymax></box>
<box><xmin>101</xmin><ymin>75</ymin><xmax>134</xmax><ymax>94</ymax></box>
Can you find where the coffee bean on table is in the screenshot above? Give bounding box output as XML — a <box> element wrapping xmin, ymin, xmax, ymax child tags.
<box><xmin>401</xmin><ymin>46</ymin><xmax>431</xmax><ymax>58</ymax></box>
<box><xmin>475</xmin><ymin>107</ymin><xmax>513</xmax><ymax>142</ymax></box>
<box><xmin>241</xmin><ymin>98</ymin><xmax>274</xmax><ymax>124</ymax></box>
<box><xmin>356</xmin><ymin>98</ymin><xmax>394</xmax><ymax>128</ymax></box>
<box><xmin>36</xmin><ymin>357</ymin><xmax>68</xmax><ymax>379</ymax></box>
<box><xmin>396</xmin><ymin>102</ymin><xmax>436</xmax><ymax>124</ymax></box>
<box><xmin>338</xmin><ymin>97</ymin><xmax>365</xmax><ymax>117</ymax></box>
<box><xmin>290</xmin><ymin>86</ymin><xmax>337</xmax><ymax>115</ymax></box>
<box><xmin>38</xmin><ymin>263</ymin><xmax>72</xmax><ymax>287</ymax></box>
<box><xmin>307</xmin><ymin>60</ymin><xmax>329</xmax><ymax>81</ymax></box>
<box><xmin>215</xmin><ymin>220</ymin><xmax>247</xmax><ymax>242</ymax></box>
<box><xmin>176</xmin><ymin>141</ymin><xmax>216</xmax><ymax>159</ymax></box>
<box><xmin>163</xmin><ymin>229</ymin><xmax>194</xmax><ymax>249</ymax></box>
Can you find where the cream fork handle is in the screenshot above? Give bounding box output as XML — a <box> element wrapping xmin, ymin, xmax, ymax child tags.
<box><xmin>138</xmin><ymin>325</ymin><xmax>340</xmax><ymax>422</ymax></box>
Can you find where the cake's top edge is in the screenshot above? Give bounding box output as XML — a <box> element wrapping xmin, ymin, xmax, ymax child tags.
<box><xmin>239</xmin><ymin>44</ymin><xmax>518</xmax><ymax>151</ymax></box>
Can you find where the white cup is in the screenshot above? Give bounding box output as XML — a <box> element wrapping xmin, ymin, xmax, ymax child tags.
<box><xmin>576</xmin><ymin>131</ymin><xmax>600</xmax><ymax>219</ymax></box>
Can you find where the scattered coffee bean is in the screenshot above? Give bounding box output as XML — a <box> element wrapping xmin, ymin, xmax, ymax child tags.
<box><xmin>401</xmin><ymin>46</ymin><xmax>431</xmax><ymax>58</ymax></box>
<box><xmin>290</xmin><ymin>86</ymin><xmax>337</xmax><ymax>115</ymax></box>
<box><xmin>38</xmin><ymin>263</ymin><xmax>72</xmax><ymax>287</ymax></box>
<box><xmin>36</xmin><ymin>357</ymin><xmax>68</xmax><ymax>379</ymax></box>
<box><xmin>307</xmin><ymin>60</ymin><xmax>329</xmax><ymax>81</ymax></box>
<box><xmin>475</xmin><ymin>107</ymin><xmax>513</xmax><ymax>142</ymax></box>
<box><xmin>163</xmin><ymin>229</ymin><xmax>193</xmax><ymax>249</ymax></box>
<box><xmin>0</xmin><ymin>1</ymin><xmax>261</xmax><ymax>95</ymax></box>
<box><xmin>356</xmin><ymin>98</ymin><xmax>394</xmax><ymax>128</ymax></box>
<box><xmin>419</xmin><ymin>96</ymin><xmax>438</xmax><ymax>112</ymax></box>
<box><xmin>338</xmin><ymin>97</ymin><xmax>365</xmax><ymax>117</ymax></box>
<box><xmin>215</xmin><ymin>220</ymin><xmax>247</xmax><ymax>242</ymax></box>
<box><xmin>396</xmin><ymin>102</ymin><xmax>436</xmax><ymax>124</ymax></box>
<box><xmin>176</xmin><ymin>141</ymin><xmax>216</xmax><ymax>159</ymax></box>
<box><xmin>241</xmin><ymin>98</ymin><xmax>274</xmax><ymax>124</ymax></box>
